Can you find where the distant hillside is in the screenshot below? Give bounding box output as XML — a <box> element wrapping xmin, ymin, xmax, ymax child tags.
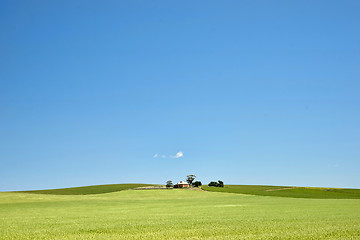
<box><xmin>202</xmin><ymin>185</ymin><xmax>360</xmax><ymax>199</ymax></box>
<box><xmin>16</xmin><ymin>184</ymin><xmax>153</xmax><ymax>195</ymax></box>
<box><xmin>13</xmin><ymin>183</ymin><xmax>360</xmax><ymax>198</ymax></box>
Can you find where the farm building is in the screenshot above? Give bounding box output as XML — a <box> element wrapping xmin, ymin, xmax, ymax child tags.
<box><xmin>174</xmin><ymin>181</ymin><xmax>190</xmax><ymax>188</ymax></box>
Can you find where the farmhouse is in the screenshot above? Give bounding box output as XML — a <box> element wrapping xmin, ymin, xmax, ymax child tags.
<box><xmin>174</xmin><ymin>181</ymin><xmax>190</xmax><ymax>188</ymax></box>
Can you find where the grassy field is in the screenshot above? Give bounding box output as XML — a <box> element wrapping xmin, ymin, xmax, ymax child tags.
<box><xmin>202</xmin><ymin>185</ymin><xmax>360</xmax><ymax>199</ymax></box>
<box><xmin>1</xmin><ymin>186</ymin><xmax>360</xmax><ymax>239</ymax></box>
<box><xmin>16</xmin><ymin>184</ymin><xmax>153</xmax><ymax>195</ymax></box>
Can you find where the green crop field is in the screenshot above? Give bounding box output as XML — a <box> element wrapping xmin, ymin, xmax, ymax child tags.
<box><xmin>16</xmin><ymin>184</ymin><xmax>153</xmax><ymax>195</ymax></box>
<box><xmin>1</xmin><ymin>185</ymin><xmax>360</xmax><ymax>239</ymax></box>
<box><xmin>202</xmin><ymin>185</ymin><xmax>360</xmax><ymax>199</ymax></box>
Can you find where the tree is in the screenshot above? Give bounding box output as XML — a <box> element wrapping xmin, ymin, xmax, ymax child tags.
<box><xmin>208</xmin><ymin>181</ymin><xmax>218</xmax><ymax>187</ymax></box>
<box><xmin>217</xmin><ymin>180</ymin><xmax>224</xmax><ymax>187</ymax></box>
<box><xmin>208</xmin><ymin>180</ymin><xmax>224</xmax><ymax>187</ymax></box>
<box><xmin>193</xmin><ymin>181</ymin><xmax>202</xmax><ymax>187</ymax></box>
<box><xmin>166</xmin><ymin>180</ymin><xmax>173</xmax><ymax>188</ymax></box>
<box><xmin>186</xmin><ymin>175</ymin><xmax>196</xmax><ymax>186</ymax></box>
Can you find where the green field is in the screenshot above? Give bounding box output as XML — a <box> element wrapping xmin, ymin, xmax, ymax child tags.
<box><xmin>202</xmin><ymin>185</ymin><xmax>360</xmax><ymax>199</ymax></box>
<box><xmin>16</xmin><ymin>184</ymin><xmax>153</xmax><ymax>195</ymax></box>
<box><xmin>1</xmin><ymin>184</ymin><xmax>360</xmax><ymax>239</ymax></box>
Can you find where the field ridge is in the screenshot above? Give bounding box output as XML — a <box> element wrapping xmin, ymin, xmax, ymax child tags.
<box><xmin>202</xmin><ymin>184</ymin><xmax>360</xmax><ymax>199</ymax></box>
<box><xmin>14</xmin><ymin>183</ymin><xmax>154</xmax><ymax>195</ymax></box>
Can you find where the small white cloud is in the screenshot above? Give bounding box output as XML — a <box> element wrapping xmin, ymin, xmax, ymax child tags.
<box><xmin>153</xmin><ymin>154</ymin><xmax>159</xmax><ymax>158</ymax></box>
<box><xmin>161</xmin><ymin>154</ymin><xmax>166</xmax><ymax>158</ymax></box>
<box><xmin>171</xmin><ymin>151</ymin><xmax>184</xmax><ymax>158</ymax></box>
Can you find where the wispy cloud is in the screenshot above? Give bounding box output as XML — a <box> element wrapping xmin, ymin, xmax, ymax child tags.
<box><xmin>154</xmin><ymin>151</ymin><xmax>183</xmax><ymax>159</ymax></box>
<box><xmin>170</xmin><ymin>151</ymin><xmax>184</xmax><ymax>158</ymax></box>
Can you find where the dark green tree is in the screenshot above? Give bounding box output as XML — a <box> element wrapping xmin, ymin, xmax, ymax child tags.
<box><xmin>193</xmin><ymin>181</ymin><xmax>202</xmax><ymax>187</ymax></box>
<box><xmin>208</xmin><ymin>181</ymin><xmax>218</xmax><ymax>187</ymax></box>
<box><xmin>217</xmin><ymin>180</ymin><xmax>224</xmax><ymax>187</ymax></box>
<box><xmin>166</xmin><ymin>180</ymin><xmax>173</xmax><ymax>188</ymax></box>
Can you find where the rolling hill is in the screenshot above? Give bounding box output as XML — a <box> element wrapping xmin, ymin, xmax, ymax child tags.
<box><xmin>202</xmin><ymin>185</ymin><xmax>360</xmax><ymax>199</ymax></box>
<box><xmin>9</xmin><ymin>184</ymin><xmax>360</xmax><ymax>199</ymax></box>
<box><xmin>15</xmin><ymin>183</ymin><xmax>153</xmax><ymax>195</ymax></box>
<box><xmin>1</xmin><ymin>188</ymin><xmax>360</xmax><ymax>239</ymax></box>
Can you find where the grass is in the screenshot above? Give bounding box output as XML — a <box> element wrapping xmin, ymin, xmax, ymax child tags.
<box><xmin>1</xmin><ymin>188</ymin><xmax>360</xmax><ymax>239</ymax></box>
<box><xmin>202</xmin><ymin>185</ymin><xmax>360</xmax><ymax>199</ymax></box>
<box><xmin>15</xmin><ymin>183</ymin><xmax>153</xmax><ymax>195</ymax></box>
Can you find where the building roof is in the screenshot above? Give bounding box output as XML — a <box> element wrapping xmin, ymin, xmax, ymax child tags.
<box><xmin>177</xmin><ymin>181</ymin><xmax>189</xmax><ymax>185</ymax></box>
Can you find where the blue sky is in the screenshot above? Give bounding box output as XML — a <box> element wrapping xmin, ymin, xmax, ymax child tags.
<box><xmin>1</xmin><ymin>0</ymin><xmax>359</xmax><ymax>191</ymax></box>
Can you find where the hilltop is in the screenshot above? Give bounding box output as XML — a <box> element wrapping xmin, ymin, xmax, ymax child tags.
<box><xmin>202</xmin><ymin>185</ymin><xmax>360</xmax><ymax>199</ymax></box>
<box><xmin>10</xmin><ymin>183</ymin><xmax>360</xmax><ymax>199</ymax></box>
<box><xmin>15</xmin><ymin>183</ymin><xmax>153</xmax><ymax>195</ymax></box>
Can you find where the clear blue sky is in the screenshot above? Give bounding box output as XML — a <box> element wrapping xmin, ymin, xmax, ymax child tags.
<box><xmin>1</xmin><ymin>0</ymin><xmax>359</xmax><ymax>191</ymax></box>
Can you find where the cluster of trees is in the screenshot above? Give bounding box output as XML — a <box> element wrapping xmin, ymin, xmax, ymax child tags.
<box><xmin>166</xmin><ymin>175</ymin><xmax>202</xmax><ymax>188</ymax></box>
<box><xmin>185</xmin><ymin>175</ymin><xmax>202</xmax><ymax>187</ymax></box>
<box><xmin>208</xmin><ymin>180</ymin><xmax>224</xmax><ymax>187</ymax></box>
<box><xmin>166</xmin><ymin>175</ymin><xmax>224</xmax><ymax>188</ymax></box>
